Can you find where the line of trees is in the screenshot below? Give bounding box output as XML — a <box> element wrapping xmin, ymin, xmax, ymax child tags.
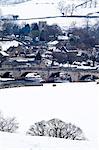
<box><xmin>1</xmin><ymin>14</ymin><xmax>99</xmax><ymax>49</ymax></box>
<box><xmin>66</xmin><ymin>20</ymin><xmax>99</xmax><ymax>49</ymax></box>
<box><xmin>0</xmin><ymin>19</ymin><xmax>63</xmax><ymax>42</ymax></box>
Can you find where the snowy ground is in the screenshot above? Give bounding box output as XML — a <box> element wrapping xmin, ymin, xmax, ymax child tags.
<box><xmin>0</xmin><ymin>131</ymin><xmax>98</xmax><ymax>150</ymax></box>
<box><xmin>0</xmin><ymin>0</ymin><xmax>99</xmax><ymax>27</ymax></box>
<box><xmin>0</xmin><ymin>82</ymin><xmax>99</xmax><ymax>149</ymax></box>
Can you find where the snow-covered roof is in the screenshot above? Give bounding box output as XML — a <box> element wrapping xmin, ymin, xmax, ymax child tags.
<box><xmin>0</xmin><ymin>51</ymin><xmax>9</xmax><ymax>56</ymax></box>
<box><xmin>16</xmin><ymin>59</ymin><xmax>29</xmax><ymax>62</ymax></box>
<box><xmin>77</xmin><ymin>51</ymin><xmax>82</xmax><ymax>56</ymax></box>
<box><xmin>48</xmin><ymin>41</ymin><xmax>58</xmax><ymax>46</ymax></box>
<box><xmin>58</xmin><ymin>35</ymin><xmax>68</xmax><ymax>41</ymax></box>
<box><xmin>0</xmin><ymin>41</ymin><xmax>20</xmax><ymax>51</ymax></box>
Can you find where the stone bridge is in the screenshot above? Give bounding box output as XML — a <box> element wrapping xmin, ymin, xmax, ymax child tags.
<box><xmin>0</xmin><ymin>66</ymin><xmax>99</xmax><ymax>82</ymax></box>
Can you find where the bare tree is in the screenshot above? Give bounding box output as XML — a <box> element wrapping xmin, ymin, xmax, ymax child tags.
<box><xmin>58</xmin><ymin>1</ymin><xmax>66</xmax><ymax>15</ymax></box>
<box><xmin>58</xmin><ymin>1</ymin><xmax>76</xmax><ymax>16</ymax></box>
<box><xmin>0</xmin><ymin>112</ymin><xmax>19</xmax><ymax>133</ymax></box>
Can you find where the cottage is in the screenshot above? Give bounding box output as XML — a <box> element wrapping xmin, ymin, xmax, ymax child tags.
<box><xmin>52</xmin><ymin>50</ymin><xmax>80</xmax><ymax>64</ymax></box>
<box><xmin>6</xmin><ymin>44</ymin><xmax>30</xmax><ymax>57</ymax></box>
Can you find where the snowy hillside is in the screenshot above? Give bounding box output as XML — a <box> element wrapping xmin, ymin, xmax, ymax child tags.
<box><xmin>0</xmin><ymin>0</ymin><xmax>99</xmax><ymax>27</ymax></box>
<box><xmin>0</xmin><ymin>131</ymin><xmax>97</xmax><ymax>150</ymax></box>
<box><xmin>0</xmin><ymin>0</ymin><xmax>31</xmax><ymax>5</ymax></box>
<box><xmin>0</xmin><ymin>82</ymin><xmax>99</xmax><ymax>149</ymax></box>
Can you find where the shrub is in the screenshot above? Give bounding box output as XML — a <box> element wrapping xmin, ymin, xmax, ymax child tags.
<box><xmin>27</xmin><ymin>118</ymin><xmax>86</xmax><ymax>140</ymax></box>
<box><xmin>0</xmin><ymin>112</ymin><xmax>19</xmax><ymax>133</ymax></box>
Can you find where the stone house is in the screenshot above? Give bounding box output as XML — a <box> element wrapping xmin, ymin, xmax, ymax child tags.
<box><xmin>52</xmin><ymin>51</ymin><xmax>78</xmax><ymax>64</ymax></box>
<box><xmin>6</xmin><ymin>45</ymin><xmax>31</xmax><ymax>57</ymax></box>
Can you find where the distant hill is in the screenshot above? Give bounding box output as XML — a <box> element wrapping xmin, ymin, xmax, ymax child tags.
<box><xmin>0</xmin><ymin>0</ymin><xmax>99</xmax><ymax>27</ymax></box>
<box><xmin>0</xmin><ymin>0</ymin><xmax>31</xmax><ymax>5</ymax></box>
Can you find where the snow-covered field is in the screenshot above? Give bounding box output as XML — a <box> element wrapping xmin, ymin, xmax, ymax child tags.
<box><xmin>0</xmin><ymin>0</ymin><xmax>99</xmax><ymax>27</ymax></box>
<box><xmin>0</xmin><ymin>82</ymin><xmax>99</xmax><ymax>149</ymax></box>
<box><xmin>0</xmin><ymin>131</ymin><xmax>98</xmax><ymax>150</ymax></box>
